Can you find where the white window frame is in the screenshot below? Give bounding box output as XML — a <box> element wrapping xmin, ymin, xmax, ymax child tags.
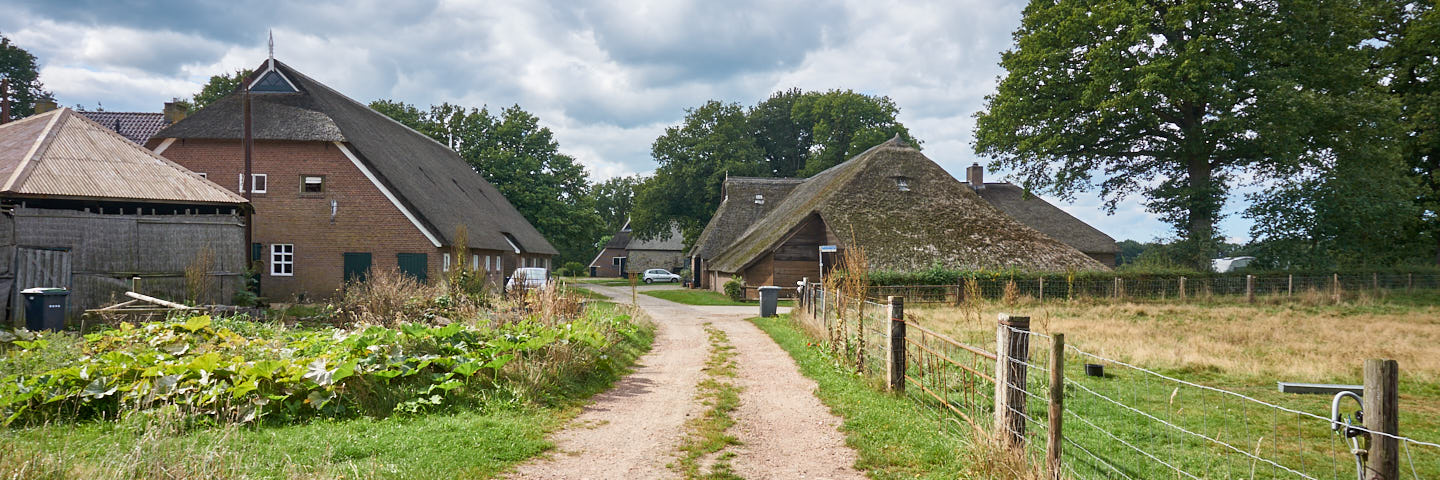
<box><xmin>270</xmin><ymin>244</ymin><xmax>294</xmax><ymax>276</ymax></box>
<box><xmin>197</xmin><ymin>172</ymin><xmax>207</xmax><ymax>179</ymax></box>
<box><xmin>301</xmin><ymin>175</ymin><xmax>324</xmax><ymax>194</ymax></box>
<box><xmin>485</xmin><ymin>255</ymin><xmax>491</xmax><ymax>271</ymax></box>
<box><xmin>251</xmin><ymin>174</ymin><xmax>268</xmax><ymax>193</ymax></box>
<box><xmin>471</xmin><ymin>254</ymin><xmax>479</xmax><ymax>270</ymax></box>
<box><xmin>613</xmin><ymin>256</ymin><xmax>625</xmax><ymax>267</ymax></box>
<box><xmin>443</xmin><ymin>253</ymin><xmax>452</xmax><ymax>272</ymax></box>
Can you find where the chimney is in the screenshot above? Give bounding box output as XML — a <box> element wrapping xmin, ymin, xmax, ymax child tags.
<box><xmin>33</xmin><ymin>99</ymin><xmax>57</xmax><ymax>114</ymax></box>
<box><xmin>967</xmin><ymin>163</ymin><xmax>984</xmax><ymax>189</ymax></box>
<box><xmin>163</xmin><ymin>98</ymin><xmax>188</xmax><ymax>124</ymax></box>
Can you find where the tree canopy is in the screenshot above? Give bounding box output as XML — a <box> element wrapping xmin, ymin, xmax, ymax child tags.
<box><xmin>0</xmin><ymin>33</ymin><xmax>50</xmax><ymax>120</ymax></box>
<box><xmin>974</xmin><ymin>0</ymin><xmax>1387</xmax><ymax>269</ymax></box>
<box><xmin>179</xmin><ymin>69</ymin><xmax>252</xmax><ymax>112</ymax></box>
<box><xmin>630</xmin><ymin>89</ymin><xmax>917</xmax><ymax>245</ymax></box>
<box><xmin>593</xmin><ymin>175</ymin><xmax>641</xmax><ymax>235</ymax></box>
<box><xmin>370</xmin><ymin>100</ymin><xmax>603</xmax><ymax>265</ymax></box>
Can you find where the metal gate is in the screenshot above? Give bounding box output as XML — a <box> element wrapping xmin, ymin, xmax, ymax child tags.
<box><xmin>11</xmin><ymin>247</ymin><xmax>72</xmax><ymax>324</ymax></box>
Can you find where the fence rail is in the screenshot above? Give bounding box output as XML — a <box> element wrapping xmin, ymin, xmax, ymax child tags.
<box><xmin>863</xmin><ymin>272</ymin><xmax>1440</xmax><ymax>305</ymax></box>
<box><xmin>795</xmin><ymin>283</ymin><xmax>1440</xmax><ymax>479</ymax></box>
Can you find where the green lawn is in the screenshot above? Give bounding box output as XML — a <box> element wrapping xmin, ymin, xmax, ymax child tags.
<box><xmin>749</xmin><ymin>315</ymin><xmax>973</xmax><ymax>479</ymax></box>
<box><xmin>642</xmin><ymin>289</ymin><xmax>794</xmax><ymax>307</ymax></box>
<box><xmin>572</xmin><ymin>277</ymin><xmax>637</xmax><ymax>287</ymax></box>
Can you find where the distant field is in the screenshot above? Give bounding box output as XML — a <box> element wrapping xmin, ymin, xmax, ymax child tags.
<box><xmin>897</xmin><ymin>292</ymin><xmax>1440</xmax><ymax>478</ymax></box>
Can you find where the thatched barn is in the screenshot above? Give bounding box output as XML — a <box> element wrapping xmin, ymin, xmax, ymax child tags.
<box><xmin>964</xmin><ymin>164</ymin><xmax>1119</xmax><ymax>266</ymax></box>
<box><xmin>688</xmin><ymin>177</ymin><xmax>802</xmax><ymax>288</ymax></box>
<box><xmin>698</xmin><ymin>138</ymin><xmax>1106</xmax><ymax>295</ymax></box>
<box><xmin>0</xmin><ymin>108</ymin><xmax>249</xmax><ymax>325</ymax></box>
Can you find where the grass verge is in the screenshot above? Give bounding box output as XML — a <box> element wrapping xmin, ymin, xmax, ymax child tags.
<box><xmin>750</xmin><ymin>314</ymin><xmax>972</xmax><ymax>479</ymax></box>
<box><xmin>643</xmin><ymin>289</ymin><xmax>794</xmax><ymax>307</ymax></box>
<box><xmin>671</xmin><ymin>323</ymin><xmax>743</xmax><ymax>479</ymax></box>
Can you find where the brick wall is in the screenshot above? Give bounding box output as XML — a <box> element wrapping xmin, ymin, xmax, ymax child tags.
<box><xmin>589</xmin><ymin>247</ymin><xmax>627</xmax><ymax>277</ymax></box>
<box><xmin>155</xmin><ymin>139</ymin><xmax>529</xmax><ymax>300</ymax></box>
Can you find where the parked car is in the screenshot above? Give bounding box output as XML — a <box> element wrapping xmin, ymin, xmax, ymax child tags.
<box><xmin>506</xmin><ymin>267</ymin><xmax>549</xmax><ymax>291</ymax></box>
<box><xmin>642</xmin><ymin>269</ymin><xmax>682</xmax><ymax>284</ymax></box>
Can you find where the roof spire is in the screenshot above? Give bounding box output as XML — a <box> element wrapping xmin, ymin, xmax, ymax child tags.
<box><xmin>268</xmin><ymin>29</ymin><xmax>274</xmax><ymax>60</ymax></box>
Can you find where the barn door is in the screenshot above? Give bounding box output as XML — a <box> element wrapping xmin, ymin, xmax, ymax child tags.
<box><xmin>12</xmin><ymin>248</ymin><xmax>72</xmax><ymax>324</ymax></box>
<box><xmin>343</xmin><ymin>253</ymin><xmax>372</xmax><ymax>284</ymax></box>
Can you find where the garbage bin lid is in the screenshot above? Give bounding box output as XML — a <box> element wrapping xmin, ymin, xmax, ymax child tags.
<box><xmin>20</xmin><ymin>287</ymin><xmax>68</xmax><ymax>295</ymax></box>
<box><xmin>757</xmin><ymin>286</ymin><xmax>781</xmax><ymax>290</ymax></box>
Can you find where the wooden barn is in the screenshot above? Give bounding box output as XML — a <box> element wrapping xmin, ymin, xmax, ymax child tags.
<box><xmin>589</xmin><ymin>220</ymin><xmax>685</xmax><ymax>278</ymax></box>
<box><xmin>0</xmin><ymin>108</ymin><xmax>249</xmax><ymax>325</ymax></box>
<box><xmin>697</xmin><ymin>138</ymin><xmax>1106</xmax><ymax>297</ymax></box>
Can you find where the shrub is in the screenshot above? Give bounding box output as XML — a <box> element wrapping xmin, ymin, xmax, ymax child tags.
<box><xmin>562</xmin><ymin>261</ymin><xmax>586</xmax><ymax>276</ymax></box>
<box><xmin>723</xmin><ymin>278</ymin><xmax>745</xmax><ymax>302</ymax></box>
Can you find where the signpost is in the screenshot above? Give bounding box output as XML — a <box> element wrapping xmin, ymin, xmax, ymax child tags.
<box><xmin>818</xmin><ymin>245</ymin><xmax>837</xmax><ymax>286</ymax></box>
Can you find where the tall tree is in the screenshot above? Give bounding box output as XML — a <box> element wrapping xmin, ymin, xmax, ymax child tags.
<box><xmin>1375</xmin><ymin>1</ymin><xmax>1440</xmax><ymax>263</ymax></box>
<box><xmin>593</xmin><ymin>175</ymin><xmax>642</xmax><ymax>234</ymax></box>
<box><xmin>974</xmin><ymin>0</ymin><xmax>1383</xmax><ymax>269</ymax></box>
<box><xmin>631</xmin><ymin>90</ymin><xmax>918</xmax><ymax>244</ymax></box>
<box><xmin>181</xmin><ymin>69</ymin><xmax>253</xmax><ymax>111</ymax></box>
<box><xmin>370</xmin><ymin>100</ymin><xmax>603</xmax><ymax>264</ymax></box>
<box><xmin>0</xmin><ymin>33</ymin><xmax>50</xmax><ymax>120</ymax></box>
<box><xmin>631</xmin><ymin>101</ymin><xmax>765</xmax><ymax>245</ymax></box>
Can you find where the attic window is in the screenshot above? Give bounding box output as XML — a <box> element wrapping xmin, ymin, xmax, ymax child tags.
<box><xmin>249</xmin><ymin>70</ymin><xmax>297</xmax><ymax>93</ymax></box>
<box><xmin>754</xmin><ymin>194</ymin><xmax>765</xmax><ymax>205</ymax></box>
<box><xmin>895</xmin><ymin>177</ymin><xmax>911</xmax><ymax>192</ymax></box>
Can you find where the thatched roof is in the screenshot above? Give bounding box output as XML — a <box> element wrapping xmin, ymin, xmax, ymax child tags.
<box><xmin>691</xmin><ymin>177</ymin><xmax>803</xmax><ymax>260</ymax></box>
<box><xmin>707</xmin><ymin>139</ymin><xmax>1107</xmax><ymax>273</ymax></box>
<box><xmin>627</xmin><ymin>222</ymin><xmax>684</xmax><ymax>251</ymax></box>
<box><xmin>0</xmin><ymin>108</ymin><xmax>247</xmax><ymax>206</ymax></box>
<box><xmin>974</xmin><ymin>183</ymin><xmax>1119</xmax><ymax>255</ymax></box>
<box><xmin>154</xmin><ymin>59</ymin><xmax>556</xmax><ymax>255</ymax></box>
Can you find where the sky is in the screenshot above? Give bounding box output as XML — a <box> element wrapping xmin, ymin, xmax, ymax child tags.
<box><xmin>0</xmin><ymin>0</ymin><xmax>1262</xmax><ymax>243</ymax></box>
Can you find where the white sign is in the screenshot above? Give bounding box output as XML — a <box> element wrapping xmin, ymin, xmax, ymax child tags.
<box><xmin>819</xmin><ymin>245</ymin><xmax>838</xmax><ymax>253</ymax></box>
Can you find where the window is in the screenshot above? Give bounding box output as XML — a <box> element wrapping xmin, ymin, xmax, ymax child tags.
<box><xmin>250</xmin><ymin>70</ymin><xmax>298</xmax><ymax>93</ymax></box>
<box><xmin>485</xmin><ymin>255</ymin><xmax>491</xmax><ymax>271</ymax></box>
<box><xmin>252</xmin><ymin>174</ymin><xmax>267</xmax><ymax>193</ymax></box>
<box><xmin>443</xmin><ymin>253</ymin><xmax>452</xmax><ymax>272</ymax></box>
<box><xmin>197</xmin><ymin>172</ymin><xmax>207</xmax><ymax>179</ymax></box>
<box><xmin>895</xmin><ymin>177</ymin><xmax>910</xmax><ymax>192</ymax></box>
<box><xmin>301</xmin><ymin>175</ymin><xmax>324</xmax><ymax>194</ymax></box>
<box><xmin>471</xmin><ymin>254</ymin><xmax>479</xmax><ymax>270</ymax></box>
<box><xmin>613</xmin><ymin>256</ymin><xmax>626</xmax><ymax>266</ymax></box>
<box><xmin>754</xmin><ymin>194</ymin><xmax>765</xmax><ymax>205</ymax></box>
<box><xmin>270</xmin><ymin>244</ymin><xmax>294</xmax><ymax>276</ymax></box>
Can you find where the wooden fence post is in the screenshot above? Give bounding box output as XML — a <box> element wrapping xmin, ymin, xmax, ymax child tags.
<box><xmin>1334</xmin><ymin>273</ymin><xmax>1341</xmax><ymax>302</ymax></box>
<box><xmin>953</xmin><ymin>284</ymin><xmax>963</xmax><ymax>307</ymax></box>
<box><xmin>1363</xmin><ymin>359</ymin><xmax>1399</xmax><ymax>480</ymax></box>
<box><xmin>887</xmin><ymin>296</ymin><xmax>906</xmax><ymax>392</ymax></box>
<box><xmin>131</xmin><ymin>276</ymin><xmax>141</xmax><ymax>294</ymax></box>
<box><xmin>995</xmin><ymin>313</ymin><xmax>1031</xmax><ymax>448</ymax></box>
<box><xmin>1047</xmin><ymin>333</ymin><xmax>1065</xmax><ymax>479</ymax></box>
<box><xmin>1113</xmin><ymin>277</ymin><xmax>1121</xmax><ymax>300</ymax></box>
<box><xmin>1038</xmin><ymin>277</ymin><xmax>1045</xmax><ymax>303</ymax></box>
<box><xmin>1408</xmin><ymin>273</ymin><xmax>1414</xmax><ymax>292</ymax></box>
<box><xmin>1373</xmin><ymin>272</ymin><xmax>1380</xmax><ymax>291</ymax></box>
<box><xmin>1288</xmin><ymin>274</ymin><xmax>1293</xmax><ymax>297</ymax></box>
<box><xmin>1179</xmin><ymin>276</ymin><xmax>1187</xmax><ymax>302</ymax></box>
<box><xmin>1246</xmin><ymin>274</ymin><xmax>1254</xmax><ymax>303</ymax></box>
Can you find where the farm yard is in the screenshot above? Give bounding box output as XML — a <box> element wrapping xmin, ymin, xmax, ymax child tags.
<box><xmin>792</xmin><ymin>280</ymin><xmax>1440</xmax><ymax>479</ymax></box>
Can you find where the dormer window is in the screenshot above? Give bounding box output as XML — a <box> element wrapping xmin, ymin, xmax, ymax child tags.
<box><xmin>895</xmin><ymin>177</ymin><xmax>911</xmax><ymax>192</ymax></box>
<box><xmin>247</xmin><ymin>58</ymin><xmax>298</xmax><ymax>94</ymax></box>
<box><xmin>754</xmin><ymin>194</ymin><xmax>765</xmax><ymax>205</ymax></box>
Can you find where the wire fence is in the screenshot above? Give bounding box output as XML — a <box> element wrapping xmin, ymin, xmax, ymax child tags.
<box><xmin>795</xmin><ymin>283</ymin><xmax>1440</xmax><ymax>479</ymax></box>
<box><xmin>864</xmin><ymin>272</ymin><xmax>1440</xmax><ymax>305</ymax></box>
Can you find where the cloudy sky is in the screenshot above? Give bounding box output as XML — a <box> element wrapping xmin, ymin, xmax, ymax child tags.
<box><xmin>1</xmin><ymin>0</ymin><xmax>1261</xmax><ymax>243</ymax></box>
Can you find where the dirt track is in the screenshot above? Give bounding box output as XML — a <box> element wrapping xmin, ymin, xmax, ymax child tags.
<box><xmin>506</xmin><ymin>285</ymin><xmax>862</xmax><ymax>479</ymax></box>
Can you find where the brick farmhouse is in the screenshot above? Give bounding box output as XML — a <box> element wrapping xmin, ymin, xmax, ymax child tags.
<box><xmin>150</xmin><ymin>57</ymin><xmax>555</xmax><ymax>300</ymax></box>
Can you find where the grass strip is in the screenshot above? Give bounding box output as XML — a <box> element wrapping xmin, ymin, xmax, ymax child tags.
<box><xmin>643</xmin><ymin>289</ymin><xmax>794</xmax><ymax>307</ymax></box>
<box><xmin>750</xmin><ymin>314</ymin><xmax>974</xmax><ymax>480</ymax></box>
<box><xmin>671</xmin><ymin>323</ymin><xmax>743</xmax><ymax>480</ymax></box>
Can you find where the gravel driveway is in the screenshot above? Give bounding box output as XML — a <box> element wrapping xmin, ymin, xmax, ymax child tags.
<box><xmin>506</xmin><ymin>285</ymin><xmax>863</xmax><ymax>479</ymax></box>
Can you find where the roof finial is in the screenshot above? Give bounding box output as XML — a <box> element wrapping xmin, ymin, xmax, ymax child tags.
<box><xmin>268</xmin><ymin>29</ymin><xmax>274</xmax><ymax>60</ymax></box>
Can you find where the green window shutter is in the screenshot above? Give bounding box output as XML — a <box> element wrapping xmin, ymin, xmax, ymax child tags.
<box><xmin>397</xmin><ymin>253</ymin><xmax>428</xmax><ymax>283</ymax></box>
<box><xmin>251</xmin><ymin>243</ymin><xmax>263</xmax><ymax>264</ymax></box>
<box><xmin>343</xmin><ymin>253</ymin><xmax>372</xmax><ymax>284</ymax></box>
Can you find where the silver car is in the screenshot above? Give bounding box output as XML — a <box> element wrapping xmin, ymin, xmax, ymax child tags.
<box><xmin>642</xmin><ymin>269</ymin><xmax>682</xmax><ymax>284</ymax></box>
